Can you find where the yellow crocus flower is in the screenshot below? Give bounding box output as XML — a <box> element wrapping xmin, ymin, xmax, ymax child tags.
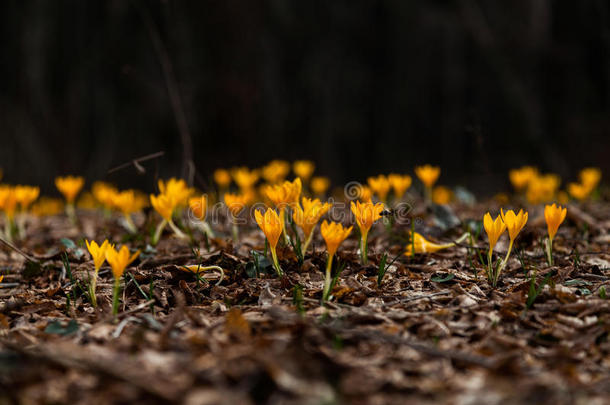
<box><xmin>158</xmin><ymin>178</ymin><xmax>194</xmax><ymax>207</ymax></box>
<box><xmin>579</xmin><ymin>167</ymin><xmax>601</xmax><ymax>190</ymax></box>
<box><xmin>224</xmin><ymin>193</ymin><xmax>248</xmax><ymax>217</ymax></box>
<box><xmin>85</xmin><ymin>239</ymin><xmax>113</xmax><ymax>307</ymax></box>
<box><xmin>320</xmin><ymin>220</ymin><xmax>352</xmax><ymax>301</ymax></box>
<box><xmin>544</xmin><ymin>203</ymin><xmax>567</xmax><ymax>242</ymax></box>
<box><xmin>92</xmin><ymin>182</ymin><xmax>118</xmax><ymax>211</ymax></box>
<box><xmin>293</xmin><ymin>197</ymin><xmax>332</xmax><ymax>254</ymax></box>
<box><xmin>388</xmin><ymin>174</ymin><xmax>412</xmax><ymax>200</ymax></box>
<box><xmin>483</xmin><ymin>212</ymin><xmax>506</xmax><ymax>264</ymax></box>
<box><xmin>367</xmin><ymin>175</ymin><xmax>391</xmax><ymax>202</ymax></box>
<box><xmin>231</xmin><ymin>167</ymin><xmax>260</xmax><ymax>190</ymax></box>
<box><xmin>189</xmin><ymin>195</ymin><xmax>214</xmax><ymax>238</ymax></box>
<box><xmin>105</xmin><ymin>245</ymin><xmax>140</xmax><ymax>280</ymax></box>
<box><xmin>86</xmin><ymin>239</ymin><xmax>113</xmax><ymax>273</ymax></box>
<box><xmin>310</xmin><ymin>176</ymin><xmax>330</xmax><ymax>196</ymax></box>
<box><xmin>150</xmin><ymin>193</ymin><xmax>174</xmax><ymax>221</ymax></box>
<box><xmin>213</xmin><ymin>169</ymin><xmax>232</xmax><ymax>189</ymax></box>
<box><xmin>567</xmin><ymin>182</ymin><xmax>591</xmax><ymax>201</ymax></box>
<box><xmin>255</xmin><ymin>208</ymin><xmax>284</xmax><ymax>276</ymax></box>
<box><xmin>55</xmin><ymin>176</ymin><xmax>84</xmax><ymax>204</ymax></box>
<box><xmin>509</xmin><ymin>166</ymin><xmax>538</xmax><ymax>191</ymax></box>
<box><xmin>544</xmin><ymin>203</ymin><xmax>567</xmax><ymax>265</ymax></box>
<box><xmin>350</xmin><ymin>200</ymin><xmax>384</xmax><ymax>264</ymax></box>
<box><xmin>14</xmin><ymin>185</ymin><xmax>40</xmax><ymax>211</ymax></box>
<box><xmin>0</xmin><ymin>186</ymin><xmax>17</xmax><ymax>221</ymax></box>
<box><xmin>262</xmin><ymin>160</ymin><xmax>290</xmax><ymax>184</ymax></box>
<box><xmin>405</xmin><ymin>232</ymin><xmax>456</xmax><ymax>255</ymax></box>
<box><xmin>105</xmin><ymin>245</ymin><xmax>141</xmax><ymax>315</ymax></box>
<box><xmin>293</xmin><ymin>160</ymin><xmax>315</xmax><ymax>182</ymax></box>
<box><xmin>500</xmin><ymin>209</ymin><xmax>528</xmax><ymax>243</ymax></box>
<box><xmin>150</xmin><ymin>193</ymin><xmax>186</xmax><ymax>244</ymax></box>
<box><xmin>415</xmin><ymin>165</ymin><xmax>440</xmax><ymax>189</ymax></box>
<box><xmin>432</xmin><ymin>186</ymin><xmax>453</xmax><ymax>205</ymax></box>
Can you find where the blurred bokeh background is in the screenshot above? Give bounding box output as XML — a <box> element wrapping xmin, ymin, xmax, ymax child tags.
<box><xmin>0</xmin><ymin>0</ymin><xmax>608</xmax><ymax>195</ymax></box>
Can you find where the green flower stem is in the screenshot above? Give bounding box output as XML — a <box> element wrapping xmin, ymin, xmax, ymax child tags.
<box><xmin>3</xmin><ymin>217</ymin><xmax>13</xmax><ymax>243</ymax></box>
<box><xmin>66</xmin><ymin>203</ymin><xmax>76</xmax><ymax>224</ymax></box>
<box><xmin>546</xmin><ymin>237</ymin><xmax>554</xmax><ymax>266</ymax></box>
<box><xmin>112</xmin><ymin>277</ymin><xmax>121</xmax><ymax>316</ymax></box>
<box><xmin>232</xmin><ymin>223</ymin><xmax>239</xmax><ymax>242</ymax></box>
<box><xmin>280</xmin><ymin>208</ymin><xmax>290</xmax><ymax>245</ymax></box>
<box><xmin>301</xmin><ymin>231</ymin><xmax>314</xmax><ymax>256</ymax></box>
<box><xmin>494</xmin><ymin>239</ymin><xmax>515</xmax><ymax>287</ymax></box>
<box><xmin>152</xmin><ymin>219</ymin><xmax>167</xmax><ymax>245</ymax></box>
<box><xmin>487</xmin><ymin>249</ymin><xmax>493</xmax><ymax>283</ymax></box>
<box><xmin>360</xmin><ymin>233</ymin><xmax>369</xmax><ymax>265</ymax></box>
<box><xmin>168</xmin><ymin>219</ymin><xmax>188</xmax><ymax>240</ymax></box>
<box><xmin>89</xmin><ymin>270</ymin><xmax>98</xmax><ymax>308</ymax></box>
<box><xmin>323</xmin><ymin>254</ymin><xmax>334</xmax><ymax>301</ymax></box>
<box><xmin>270</xmin><ymin>246</ymin><xmax>283</xmax><ymax>277</ymax></box>
<box><xmin>198</xmin><ymin>221</ymin><xmax>215</xmax><ymax>238</ymax></box>
<box><xmin>123</xmin><ymin>214</ymin><xmax>138</xmax><ymax>234</ymax></box>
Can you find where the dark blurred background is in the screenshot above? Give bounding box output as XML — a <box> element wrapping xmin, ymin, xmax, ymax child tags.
<box><xmin>1</xmin><ymin>0</ymin><xmax>608</xmax><ymax>195</ymax></box>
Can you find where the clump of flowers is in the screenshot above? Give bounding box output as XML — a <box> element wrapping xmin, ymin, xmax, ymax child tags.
<box><xmin>567</xmin><ymin>167</ymin><xmax>602</xmax><ymax>201</ymax></box>
<box><xmin>310</xmin><ymin>176</ymin><xmax>330</xmax><ymax>197</ymax></box>
<box><xmin>55</xmin><ymin>176</ymin><xmax>84</xmax><ymax>223</ymax></box>
<box><xmin>509</xmin><ymin>166</ymin><xmax>538</xmax><ymax>192</ymax></box>
<box><xmin>320</xmin><ymin>220</ymin><xmax>352</xmax><ymax>301</ymax></box>
<box><xmin>30</xmin><ymin>197</ymin><xmax>63</xmax><ymax>217</ymax></box>
<box><xmin>149</xmin><ymin>178</ymin><xmax>193</xmax><ymax>244</ymax></box>
<box><xmin>255</xmin><ymin>208</ymin><xmax>284</xmax><ymax>277</ymax></box>
<box><xmin>350</xmin><ymin>200</ymin><xmax>384</xmax><ymax>264</ymax></box>
<box><xmin>105</xmin><ymin>245</ymin><xmax>140</xmax><ymax>316</ymax></box>
<box><xmin>483</xmin><ymin>209</ymin><xmax>528</xmax><ymax>286</ymax></box>
<box><xmin>367</xmin><ymin>175</ymin><xmax>391</xmax><ymax>203</ymax></box>
<box><xmin>526</xmin><ymin>174</ymin><xmax>560</xmax><ymax>204</ymax></box>
<box><xmin>544</xmin><ymin>203</ymin><xmax>567</xmax><ymax>265</ymax></box>
<box><xmin>293</xmin><ymin>197</ymin><xmax>332</xmax><ymax>255</ymax></box>
<box><xmin>262</xmin><ymin>160</ymin><xmax>290</xmax><ymax>184</ymax></box>
<box><xmin>388</xmin><ymin>174</ymin><xmax>411</xmax><ymax>201</ymax></box>
<box><xmin>415</xmin><ymin>165</ymin><xmax>440</xmax><ymax>200</ymax></box>
<box><xmin>483</xmin><ymin>212</ymin><xmax>506</xmax><ymax>286</ymax></box>
<box><xmin>231</xmin><ymin>167</ymin><xmax>260</xmax><ymax>192</ymax></box>
<box><xmin>85</xmin><ymin>239</ymin><xmax>113</xmax><ymax>308</ymax></box>
<box><xmin>293</xmin><ymin>160</ymin><xmax>315</xmax><ymax>182</ymax></box>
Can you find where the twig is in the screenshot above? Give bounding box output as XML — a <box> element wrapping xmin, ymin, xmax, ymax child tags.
<box><xmin>0</xmin><ymin>237</ymin><xmax>39</xmax><ymax>263</ymax></box>
<box><xmin>107</xmin><ymin>151</ymin><xmax>165</xmax><ymax>174</ymax></box>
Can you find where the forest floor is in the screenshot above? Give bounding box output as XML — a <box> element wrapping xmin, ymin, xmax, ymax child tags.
<box><xmin>0</xmin><ymin>200</ymin><xmax>609</xmax><ymax>405</ymax></box>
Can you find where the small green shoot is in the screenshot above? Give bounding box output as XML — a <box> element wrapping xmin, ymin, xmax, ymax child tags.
<box><xmin>525</xmin><ymin>270</ymin><xmax>554</xmax><ymax>310</ymax></box>
<box><xmin>292</xmin><ymin>283</ymin><xmax>305</xmax><ymax>315</ymax></box>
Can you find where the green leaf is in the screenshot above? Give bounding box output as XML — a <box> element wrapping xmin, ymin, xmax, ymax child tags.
<box><xmin>45</xmin><ymin>320</ymin><xmax>79</xmax><ymax>336</ymax></box>
<box><xmin>60</xmin><ymin>238</ymin><xmax>76</xmax><ymax>249</ymax></box>
<box><xmin>430</xmin><ymin>273</ymin><xmax>455</xmax><ymax>283</ymax></box>
<box><xmin>565</xmin><ymin>279</ymin><xmax>593</xmax><ymax>287</ymax></box>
